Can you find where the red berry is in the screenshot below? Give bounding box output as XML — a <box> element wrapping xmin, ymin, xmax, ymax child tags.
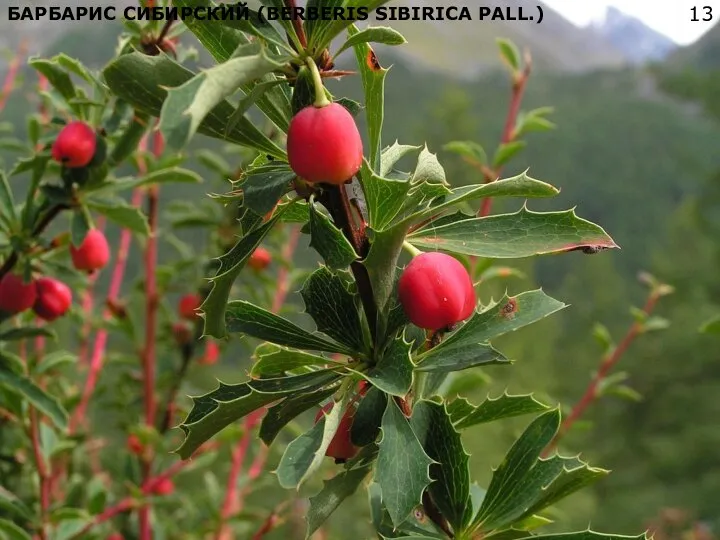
<box><xmin>314</xmin><ymin>403</ymin><xmax>358</xmax><ymax>461</ymax></box>
<box><xmin>152</xmin><ymin>478</ymin><xmax>174</xmax><ymax>496</ymax></box>
<box><xmin>398</xmin><ymin>252</ymin><xmax>476</xmax><ymax>331</ymax></box>
<box><xmin>287</xmin><ymin>103</ymin><xmax>363</xmax><ymax>185</ymax></box>
<box><xmin>70</xmin><ymin>229</ymin><xmax>110</xmax><ymax>272</ymax></box>
<box><xmin>51</xmin><ymin>121</ymin><xmax>97</xmax><ymax>168</ymax></box>
<box><xmin>0</xmin><ymin>273</ymin><xmax>37</xmax><ymax>315</ymax></box>
<box><xmin>127</xmin><ymin>434</ymin><xmax>144</xmax><ymax>456</ymax></box>
<box><xmin>199</xmin><ymin>340</ymin><xmax>220</xmax><ymax>365</ymax></box>
<box><xmin>248</xmin><ymin>247</ymin><xmax>271</xmax><ymax>271</ymax></box>
<box><xmin>107</xmin><ymin>534</ymin><xmax>124</xmax><ymax>540</ymax></box>
<box><xmin>178</xmin><ymin>294</ymin><xmax>201</xmax><ymax>320</ymax></box>
<box><xmin>33</xmin><ymin>277</ymin><xmax>72</xmax><ymax>322</ymax></box>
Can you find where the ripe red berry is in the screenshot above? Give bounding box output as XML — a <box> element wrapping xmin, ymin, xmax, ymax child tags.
<box><xmin>314</xmin><ymin>403</ymin><xmax>358</xmax><ymax>461</ymax></box>
<box><xmin>398</xmin><ymin>252</ymin><xmax>476</xmax><ymax>331</ymax></box>
<box><xmin>0</xmin><ymin>273</ymin><xmax>37</xmax><ymax>315</ymax></box>
<box><xmin>248</xmin><ymin>247</ymin><xmax>271</xmax><ymax>271</ymax></box>
<box><xmin>51</xmin><ymin>121</ymin><xmax>97</xmax><ymax>168</ymax></box>
<box><xmin>287</xmin><ymin>103</ymin><xmax>363</xmax><ymax>185</ymax></box>
<box><xmin>127</xmin><ymin>434</ymin><xmax>144</xmax><ymax>456</ymax></box>
<box><xmin>33</xmin><ymin>277</ymin><xmax>72</xmax><ymax>322</ymax></box>
<box><xmin>199</xmin><ymin>340</ymin><xmax>220</xmax><ymax>365</ymax></box>
<box><xmin>178</xmin><ymin>294</ymin><xmax>201</xmax><ymax>320</ymax></box>
<box><xmin>70</xmin><ymin>229</ymin><xmax>110</xmax><ymax>272</ymax></box>
<box><xmin>152</xmin><ymin>478</ymin><xmax>174</xmax><ymax>496</ymax></box>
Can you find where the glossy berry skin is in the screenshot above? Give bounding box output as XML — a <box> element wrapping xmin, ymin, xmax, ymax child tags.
<box><xmin>287</xmin><ymin>103</ymin><xmax>363</xmax><ymax>185</ymax></box>
<box><xmin>398</xmin><ymin>252</ymin><xmax>476</xmax><ymax>331</ymax></box>
<box><xmin>70</xmin><ymin>229</ymin><xmax>110</xmax><ymax>271</ymax></box>
<box><xmin>0</xmin><ymin>273</ymin><xmax>37</xmax><ymax>315</ymax></box>
<box><xmin>248</xmin><ymin>247</ymin><xmax>271</xmax><ymax>271</ymax></box>
<box><xmin>51</xmin><ymin>121</ymin><xmax>97</xmax><ymax>168</ymax></box>
<box><xmin>314</xmin><ymin>403</ymin><xmax>358</xmax><ymax>461</ymax></box>
<box><xmin>33</xmin><ymin>278</ymin><xmax>72</xmax><ymax>322</ymax></box>
<box><xmin>178</xmin><ymin>294</ymin><xmax>201</xmax><ymax>320</ymax></box>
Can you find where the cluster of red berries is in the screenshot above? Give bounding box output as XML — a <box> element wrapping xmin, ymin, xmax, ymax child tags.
<box><xmin>0</xmin><ymin>122</ymin><xmax>110</xmax><ymax>321</ymax></box>
<box><xmin>0</xmin><ymin>229</ymin><xmax>110</xmax><ymax>320</ymax></box>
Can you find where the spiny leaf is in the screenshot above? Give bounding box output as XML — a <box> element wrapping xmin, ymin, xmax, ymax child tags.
<box><xmin>375</xmin><ymin>399</ymin><xmax>434</xmax><ymax>526</ymax></box>
<box><xmin>0</xmin><ymin>368</ymin><xmax>68</xmax><ymax>430</ymax></box>
<box><xmin>308</xmin><ymin>203</ymin><xmax>359</xmax><ymax>269</ymax></box>
<box><xmin>259</xmin><ymin>386</ymin><xmax>337</xmax><ymax>446</ymax></box>
<box><xmin>335</xmin><ymin>26</ymin><xmax>407</xmax><ymax>58</ymax></box>
<box><xmin>452</xmin><ymin>393</ymin><xmax>551</xmax><ymax>430</ymax></box>
<box><xmin>360</xmin><ymin>334</ymin><xmax>414</xmax><ymax>397</ymax></box>
<box><xmin>409</xmin><ymin>206</ymin><xmax>618</xmax><ymax>258</ymax></box>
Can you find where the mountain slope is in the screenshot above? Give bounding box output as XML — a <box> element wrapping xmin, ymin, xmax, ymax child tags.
<box><xmin>667</xmin><ymin>22</ymin><xmax>720</xmax><ymax>70</ymax></box>
<box><xmin>370</xmin><ymin>0</ymin><xmax>627</xmax><ymax>76</ymax></box>
<box><xmin>590</xmin><ymin>6</ymin><xmax>676</xmax><ymax>64</ymax></box>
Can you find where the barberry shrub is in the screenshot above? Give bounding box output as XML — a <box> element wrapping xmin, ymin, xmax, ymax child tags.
<box><xmin>0</xmin><ymin>1</ymin><xmax>652</xmax><ymax>539</ymax></box>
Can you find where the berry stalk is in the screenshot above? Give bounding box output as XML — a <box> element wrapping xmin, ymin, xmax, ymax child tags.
<box><xmin>305</xmin><ymin>56</ymin><xmax>330</xmax><ymax>108</ymax></box>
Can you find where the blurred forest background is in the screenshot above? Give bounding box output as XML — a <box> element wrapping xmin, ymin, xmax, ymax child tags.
<box><xmin>1</xmin><ymin>0</ymin><xmax>719</xmax><ymax>537</ymax></box>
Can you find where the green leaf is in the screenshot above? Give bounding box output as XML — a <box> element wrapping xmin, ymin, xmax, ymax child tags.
<box><xmin>29</xmin><ymin>58</ymin><xmax>76</xmax><ymax>102</ymax></box>
<box><xmin>380</xmin><ymin>141</ymin><xmax>421</xmax><ymax>177</ymax></box>
<box><xmin>0</xmin><ymin>171</ymin><xmax>17</xmax><ymax>227</ymax></box>
<box><xmin>108</xmin><ymin>112</ymin><xmax>149</xmax><ymax>166</ymax></box>
<box><xmin>133</xmin><ymin>167</ymin><xmax>204</xmax><ymax>188</ymax></box>
<box><xmin>306</xmin><ymin>0</ymin><xmax>394</xmax><ymax>51</ymax></box>
<box><xmin>251</xmin><ymin>343</ymin><xmax>340</xmax><ymax>377</ymax></box>
<box><xmin>0</xmin><ymin>486</ymin><xmax>32</xmax><ymax>521</ymax></box>
<box><xmin>376</xmin><ymin>399</ymin><xmax>434</xmax><ymax>527</ymax></box>
<box><xmin>308</xmin><ymin>202</ymin><xmax>359</xmax><ymax>269</ymax></box>
<box><xmin>300</xmin><ymin>267</ymin><xmax>366</xmax><ymax>353</ymax></box>
<box><xmin>243</xmin><ymin>165</ymin><xmax>294</xmax><ymax>216</ymax></box>
<box><xmin>700</xmin><ymin>315</ymin><xmax>720</xmax><ymax>334</ymax></box>
<box><xmin>86</xmin><ymin>200</ymin><xmax>149</xmax><ymax>236</ymax></box>
<box><xmin>415</xmin><ymin>343</ymin><xmax>508</xmax><ymax>374</ymax></box>
<box><xmin>34</xmin><ymin>350</ymin><xmax>78</xmax><ymax>375</ymax></box>
<box><xmin>226</xmin><ymin>79</ymin><xmax>285</xmax><ymax>134</ymax></box>
<box><xmin>102</xmin><ymin>52</ymin><xmax>284</xmax><ymax>158</ymax></box>
<box><xmin>176</xmin><ymin>370</ymin><xmax>342</xmax><ymax>459</ymax></box>
<box><xmin>443</xmin><ymin>140</ymin><xmax>487</xmax><ymax>166</ymax></box>
<box><xmin>351</xmin><ymin>386</ymin><xmax>387</xmax><ymax>447</ymax></box>
<box><xmin>0</xmin><ymin>368</ymin><xmax>68</xmax><ymax>430</ymax></box>
<box><xmin>411</xmin><ymin>146</ymin><xmax>447</xmax><ymax>186</ymax></box>
<box><xmin>0</xmin><ymin>327</ymin><xmax>55</xmax><ymax>342</ymax></box>
<box><xmin>452</xmin><ymin>393</ymin><xmax>551</xmax><ymax>430</ymax></box>
<box><xmin>307</xmin><ymin>464</ymin><xmax>373</xmax><ymax>537</ymax></box>
<box><xmin>350</xmin><ymin>24</ymin><xmax>387</xmax><ymax>171</ymax></box>
<box><xmin>276</xmin><ymin>398</ymin><xmax>347</xmax><ymax>488</ymax></box>
<box><xmin>408</xmin><ymin>207</ymin><xmax>618</xmax><ymax>257</ymax></box>
<box><xmin>335</xmin><ymin>26</ymin><xmax>407</xmax><ymax>59</ymax></box>
<box><xmin>159</xmin><ymin>43</ymin><xmax>289</xmax><ymax>151</ymax></box>
<box><xmin>0</xmin><ymin>518</ymin><xmax>31</xmax><ymax>540</ymax></box>
<box><xmin>497</xmin><ymin>38</ymin><xmax>521</xmax><ymax>71</ymax></box>
<box><xmin>361</xmin><ymin>335</ymin><xmax>413</xmax><ymax>397</ymax></box>
<box><xmin>417</xmin><ymin>291</ymin><xmax>566</xmax><ymax>371</ymax></box>
<box><xmin>493</xmin><ymin>141</ymin><xmax>527</xmax><ymax>169</ymax></box>
<box><xmin>474</xmin><ymin>409</ymin><xmax>561</xmax><ymax>530</ymax></box>
<box><xmin>70</xmin><ymin>207</ymin><xmax>91</xmax><ymax>247</ymax></box>
<box><xmin>203</xmin><ymin>210</ymin><xmax>283</xmax><ymax>338</ymax></box>
<box><xmin>259</xmin><ymin>386</ymin><xmax>337</xmax><ymax>446</ymax></box>
<box><xmin>410</xmin><ymin>401</ymin><xmax>472</xmax><ymax>531</ymax></box>
<box><xmin>514</xmin><ymin>532</ymin><xmax>648</xmax><ymax>540</ymax></box>
<box><xmin>225</xmin><ymin>300</ymin><xmax>354</xmax><ymax>355</ymax></box>
<box><xmin>360</xmin><ymin>163</ymin><xmax>411</xmax><ymax>231</ymax></box>
<box><xmin>173</xmin><ymin>0</ymin><xmax>293</xmax><ymax>132</ymax></box>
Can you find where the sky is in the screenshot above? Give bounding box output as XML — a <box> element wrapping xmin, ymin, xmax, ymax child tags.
<box><xmin>542</xmin><ymin>0</ymin><xmax>719</xmax><ymax>45</ymax></box>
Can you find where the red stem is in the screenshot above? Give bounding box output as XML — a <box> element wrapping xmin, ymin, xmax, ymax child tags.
<box><xmin>138</xmin><ymin>132</ymin><xmax>163</xmax><ymax>540</ymax></box>
<box><xmin>70</xmin><ymin>191</ymin><xmax>143</xmax><ymax>431</ymax></box>
<box><xmin>543</xmin><ymin>291</ymin><xmax>661</xmax><ymax>456</ymax></box>
<box><xmin>0</xmin><ymin>40</ymin><xmax>27</xmax><ymax>113</ymax></box>
<box><xmin>29</xmin><ymin>409</ymin><xmax>49</xmax><ymax>539</ymax></box>
<box><xmin>478</xmin><ymin>61</ymin><xmax>531</xmax><ymax>218</ymax></box>
<box><xmin>216</xmin><ymin>226</ymin><xmax>301</xmax><ymax>539</ymax></box>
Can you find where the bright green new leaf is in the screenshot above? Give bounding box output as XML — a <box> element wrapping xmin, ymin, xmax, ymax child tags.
<box><xmin>443</xmin><ymin>140</ymin><xmax>488</xmax><ymax>166</ymax></box>
<box><xmin>497</xmin><ymin>38</ymin><xmax>521</xmax><ymax>71</ymax></box>
<box><xmin>380</xmin><ymin>141</ymin><xmax>421</xmax><ymax>177</ymax></box>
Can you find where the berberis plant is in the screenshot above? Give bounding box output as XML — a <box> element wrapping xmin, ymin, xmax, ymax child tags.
<box><xmin>0</xmin><ymin>0</ymin><xmax>657</xmax><ymax>538</ymax></box>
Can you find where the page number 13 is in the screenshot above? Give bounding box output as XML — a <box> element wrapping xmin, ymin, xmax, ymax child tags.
<box><xmin>691</xmin><ymin>6</ymin><xmax>713</xmax><ymax>21</ymax></box>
